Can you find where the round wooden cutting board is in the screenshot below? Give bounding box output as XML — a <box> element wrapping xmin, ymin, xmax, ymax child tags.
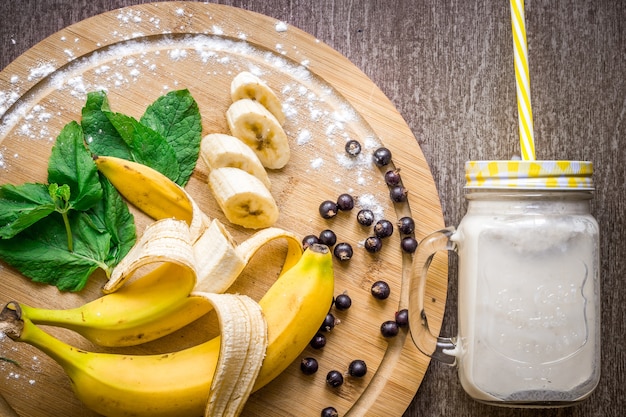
<box><xmin>0</xmin><ymin>2</ymin><xmax>447</xmax><ymax>416</ymax></box>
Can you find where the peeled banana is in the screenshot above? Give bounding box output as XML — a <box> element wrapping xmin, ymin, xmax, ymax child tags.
<box><xmin>1</xmin><ymin>293</ymin><xmax>265</xmax><ymax>417</ymax></box>
<box><xmin>230</xmin><ymin>71</ymin><xmax>286</xmax><ymax>124</ymax></box>
<box><xmin>226</xmin><ymin>98</ymin><xmax>290</xmax><ymax>169</ymax></box>
<box><xmin>208</xmin><ymin>167</ymin><xmax>279</xmax><ymax>229</ymax></box>
<box><xmin>26</xmin><ymin>154</ymin><xmax>303</xmax><ymax>347</ymax></box>
<box><xmin>200</xmin><ymin>132</ymin><xmax>272</xmax><ymax>189</ymax></box>
<box><xmin>2</xmin><ymin>243</ymin><xmax>334</xmax><ymax>417</ymax></box>
<box><xmin>18</xmin><ymin>219</ymin><xmax>208</xmax><ymax>347</ymax></box>
<box><xmin>20</xmin><ymin>217</ymin><xmax>302</xmax><ymax>347</ymax></box>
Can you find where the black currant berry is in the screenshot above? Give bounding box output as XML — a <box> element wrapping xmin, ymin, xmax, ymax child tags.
<box><xmin>318</xmin><ymin>229</ymin><xmax>337</xmax><ymax>247</ymax></box>
<box><xmin>374</xmin><ymin>219</ymin><xmax>394</xmax><ymax>238</ymax></box>
<box><xmin>334</xmin><ymin>293</ymin><xmax>352</xmax><ymax>311</ymax></box>
<box><xmin>371</xmin><ymin>280</ymin><xmax>391</xmax><ymax>300</ymax></box>
<box><xmin>319</xmin><ymin>200</ymin><xmax>338</xmax><ymax>219</ymax></box>
<box><xmin>336</xmin><ymin>193</ymin><xmax>355</xmax><ymax>211</ymax></box>
<box><xmin>310</xmin><ymin>333</ymin><xmax>327</xmax><ymax>349</ymax></box>
<box><xmin>395</xmin><ymin>309</ymin><xmax>409</xmax><ymax>327</ymax></box>
<box><xmin>401</xmin><ymin>236</ymin><xmax>418</xmax><ymax>254</ymax></box>
<box><xmin>345</xmin><ymin>139</ymin><xmax>362</xmax><ymax>156</ymax></box>
<box><xmin>380</xmin><ymin>320</ymin><xmax>400</xmax><ymax>338</ymax></box>
<box><xmin>326</xmin><ymin>370</ymin><xmax>344</xmax><ymax>388</ymax></box>
<box><xmin>384</xmin><ymin>169</ymin><xmax>401</xmax><ymax>186</ymax></box>
<box><xmin>372</xmin><ymin>147</ymin><xmax>392</xmax><ymax>167</ymax></box>
<box><xmin>320</xmin><ymin>313</ymin><xmax>336</xmax><ymax>332</ymax></box>
<box><xmin>302</xmin><ymin>234</ymin><xmax>319</xmax><ymax>250</ymax></box>
<box><xmin>300</xmin><ymin>357</ymin><xmax>319</xmax><ymax>375</ymax></box>
<box><xmin>357</xmin><ymin>209</ymin><xmax>375</xmax><ymax>226</ymax></box>
<box><xmin>397</xmin><ymin>217</ymin><xmax>415</xmax><ymax>234</ymax></box>
<box><xmin>333</xmin><ymin>242</ymin><xmax>353</xmax><ymax>261</ymax></box>
<box><xmin>321</xmin><ymin>407</ymin><xmax>339</xmax><ymax>417</ymax></box>
<box><xmin>364</xmin><ymin>236</ymin><xmax>383</xmax><ymax>253</ymax></box>
<box><xmin>389</xmin><ymin>185</ymin><xmax>408</xmax><ymax>203</ymax></box>
<box><xmin>348</xmin><ymin>359</ymin><xmax>368</xmax><ymax>377</ymax></box>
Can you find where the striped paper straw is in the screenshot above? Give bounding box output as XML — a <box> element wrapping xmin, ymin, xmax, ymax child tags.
<box><xmin>510</xmin><ymin>0</ymin><xmax>536</xmax><ymax>161</ymax></box>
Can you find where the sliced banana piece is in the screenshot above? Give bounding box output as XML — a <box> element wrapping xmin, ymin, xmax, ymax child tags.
<box><xmin>208</xmin><ymin>167</ymin><xmax>279</xmax><ymax>229</ymax></box>
<box><xmin>226</xmin><ymin>99</ymin><xmax>290</xmax><ymax>170</ymax></box>
<box><xmin>200</xmin><ymin>133</ymin><xmax>271</xmax><ymax>189</ymax></box>
<box><xmin>194</xmin><ymin>224</ymin><xmax>303</xmax><ymax>294</ymax></box>
<box><xmin>193</xmin><ymin>219</ymin><xmax>246</xmax><ymax>293</ymax></box>
<box><xmin>230</xmin><ymin>71</ymin><xmax>286</xmax><ymax>124</ymax></box>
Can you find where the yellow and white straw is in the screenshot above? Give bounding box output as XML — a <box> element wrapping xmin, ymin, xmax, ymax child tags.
<box><xmin>510</xmin><ymin>0</ymin><xmax>536</xmax><ymax>161</ymax></box>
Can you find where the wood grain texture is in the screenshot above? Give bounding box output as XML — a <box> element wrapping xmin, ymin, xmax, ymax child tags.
<box><xmin>0</xmin><ymin>2</ymin><xmax>445</xmax><ymax>416</ymax></box>
<box><xmin>1</xmin><ymin>1</ymin><xmax>624</xmax><ymax>417</ymax></box>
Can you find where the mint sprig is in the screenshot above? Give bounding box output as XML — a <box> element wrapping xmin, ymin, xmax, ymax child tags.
<box><xmin>0</xmin><ymin>121</ymin><xmax>135</xmax><ymax>291</ymax></box>
<box><xmin>0</xmin><ymin>89</ymin><xmax>201</xmax><ymax>292</ymax></box>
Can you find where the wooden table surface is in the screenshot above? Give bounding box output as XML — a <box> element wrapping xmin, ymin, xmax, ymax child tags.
<box><xmin>1</xmin><ymin>1</ymin><xmax>624</xmax><ymax>416</ymax></box>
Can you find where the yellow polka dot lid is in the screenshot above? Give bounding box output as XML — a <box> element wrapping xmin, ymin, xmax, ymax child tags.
<box><xmin>464</xmin><ymin>160</ymin><xmax>594</xmax><ymax>190</ymax></box>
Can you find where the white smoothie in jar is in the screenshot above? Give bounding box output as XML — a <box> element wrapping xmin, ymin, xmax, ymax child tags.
<box><xmin>452</xmin><ymin>193</ymin><xmax>600</xmax><ymax>404</ymax></box>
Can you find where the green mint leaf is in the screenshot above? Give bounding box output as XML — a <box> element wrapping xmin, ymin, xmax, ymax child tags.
<box><xmin>105</xmin><ymin>112</ymin><xmax>180</xmax><ymax>183</ymax></box>
<box><xmin>140</xmin><ymin>89</ymin><xmax>202</xmax><ymax>186</ymax></box>
<box><xmin>0</xmin><ymin>183</ymin><xmax>55</xmax><ymax>239</ymax></box>
<box><xmin>0</xmin><ymin>212</ymin><xmax>111</xmax><ymax>292</ymax></box>
<box><xmin>0</xmin><ymin>179</ymin><xmax>136</xmax><ymax>291</ymax></box>
<box><xmin>81</xmin><ymin>91</ymin><xmax>133</xmax><ymax>160</ymax></box>
<box><xmin>93</xmin><ymin>176</ymin><xmax>136</xmax><ymax>268</ymax></box>
<box><xmin>47</xmin><ymin>121</ymin><xmax>102</xmax><ymax>211</ymax></box>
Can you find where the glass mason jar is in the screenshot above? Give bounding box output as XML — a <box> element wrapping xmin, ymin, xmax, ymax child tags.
<box><xmin>409</xmin><ymin>160</ymin><xmax>601</xmax><ymax>407</ymax></box>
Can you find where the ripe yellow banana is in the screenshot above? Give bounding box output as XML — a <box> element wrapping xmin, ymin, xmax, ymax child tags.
<box><xmin>19</xmin><ymin>267</ymin><xmax>211</xmax><ymax>348</ymax></box>
<box><xmin>2</xmin><ymin>244</ymin><xmax>334</xmax><ymax>417</ymax></box>
<box><xmin>94</xmin><ymin>155</ymin><xmax>209</xmax><ymax>240</ymax></box>
<box><xmin>17</xmin><ymin>219</ymin><xmax>210</xmax><ymax>347</ymax></box>
<box><xmin>208</xmin><ymin>167</ymin><xmax>279</xmax><ymax>229</ymax></box>
<box><xmin>226</xmin><ymin>98</ymin><xmax>290</xmax><ymax>169</ymax></box>
<box><xmin>200</xmin><ymin>132</ymin><xmax>272</xmax><ymax>189</ymax></box>
<box><xmin>19</xmin><ymin>218</ymin><xmax>302</xmax><ymax>347</ymax></box>
<box><xmin>230</xmin><ymin>71</ymin><xmax>286</xmax><ymax>125</ymax></box>
<box><xmin>94</xmin><ymin>154</ymin><xmax>193</xmax><ymax>223</ymax></box>
<box><xmin>1</xmin><ymin>293</ymin><xmax>265</xmax><ymax>417</ymax></box>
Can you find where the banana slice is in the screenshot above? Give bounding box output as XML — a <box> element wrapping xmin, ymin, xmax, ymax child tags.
<box><xmin>193</xmin><ymin>219</ymin><xmax>246</xmax><ymax>293</ymax></box>
<box><xmin>230</xmin><ymin>71</ymin><xmax>286</xmax><ymax>124</ymax></box>
<box><xmin>193</xmin><ymin>220</ymin><xmax>303</xmax><ymax>294</ymax></box>
<box><xmin>226</xmin><ymin>99</ymin><xmax>290</xmax><ymax>170</ymax></box>
<box><xmin>200</xmin><ymin>133</ymin><xmax>271</xmax><ymax>189</ymax></box>
<box><xmin>208</xmin><ymin>167</ymin><xmax>279</xmax><ymax>229</ymax></box>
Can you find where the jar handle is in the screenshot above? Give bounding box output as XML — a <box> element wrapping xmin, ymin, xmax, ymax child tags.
<box><xmin>408</xmin><ymin>227</ymin><xmax>458</xmax><ymax>365</ymax></box>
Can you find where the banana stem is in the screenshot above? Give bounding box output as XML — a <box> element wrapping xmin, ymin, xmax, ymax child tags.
<box><xmin>0</xmin><ymin>302</ymin><xmax>78</xmax><ymax>374</ymax></box>
<box><xmin>0</xmin><ymin>303</ymin><xmax>23</xmax><ymax>338</ymax></box>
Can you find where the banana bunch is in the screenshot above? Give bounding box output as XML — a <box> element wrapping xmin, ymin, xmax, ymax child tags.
<box><xmin>1</xmin><ymin>243</ymin><xmax>334</xmax><ymax>417</ymax></box>
<box><xmin>19</xmin><ymin>216</ymin><xmax>302</xmax><ymax>347</ymax></box>
<box><xmin>20</xmin><ymin>156</ymin><xmax>303</xmax><ymax>347</ymax></box>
